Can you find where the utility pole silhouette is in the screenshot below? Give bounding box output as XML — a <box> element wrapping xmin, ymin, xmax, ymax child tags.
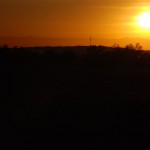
<box><xmin>90</xmin><ymin>36</ymin><xmax>92</xmax><ymax>46</ymax></box>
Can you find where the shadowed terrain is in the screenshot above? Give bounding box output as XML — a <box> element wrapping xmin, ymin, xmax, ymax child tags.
<box><xmin>1</xmin><ymin>45</ymin><xmax>150</xmax><ymax>149</ymax></box>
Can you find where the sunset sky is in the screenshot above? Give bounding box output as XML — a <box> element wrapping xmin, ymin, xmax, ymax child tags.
<box><xmin>1</xmin><ymin>0</ymin><xmax>150</xmax><ymax>48</ymax></box>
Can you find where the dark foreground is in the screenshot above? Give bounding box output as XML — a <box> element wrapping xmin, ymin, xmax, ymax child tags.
<box><xmin>1</xmin><ymin>46</ymin><xmax>150</xmax><ymax>149</ymax></box>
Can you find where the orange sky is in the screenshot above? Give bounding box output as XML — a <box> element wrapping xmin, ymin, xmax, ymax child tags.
<box><xmin>1</xmin><ymin>0</ymin><xmax>150</xmax><ymax>49</ymax></box>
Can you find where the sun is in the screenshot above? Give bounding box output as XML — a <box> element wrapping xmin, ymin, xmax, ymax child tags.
<box><xmin>137</xmin><ymin>12</ymin><xmax>150</xmax><ymax>28</ymax></box>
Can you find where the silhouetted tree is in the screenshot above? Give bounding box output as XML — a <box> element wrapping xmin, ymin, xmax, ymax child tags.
<box><xmin>125</xmin><ymin>43</ymin><xmax>142</xmax><ymax>51</ymax></box>
<box><xmin>125</xmin><ymin>43</ymin><xmax>135</xmax><ymax>50</ymax></box>
<box><xmin>135</xmin><ymin>43</ymin><xmax>142</xmax><ymax>51</ymax></box>
<box><xmin>112</xmin><ymin>43</ymin><xmax>120</xmax><ymax>49</ymax></box>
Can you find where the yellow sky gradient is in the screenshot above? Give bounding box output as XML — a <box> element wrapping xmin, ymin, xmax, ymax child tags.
<box><xmin>0</xmin><ymin>0</ymin><xmax>150</xmax><ymax>49</ymax></box>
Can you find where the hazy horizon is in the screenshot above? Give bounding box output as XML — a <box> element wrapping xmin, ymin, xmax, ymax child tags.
<box><xmin>1</xmin><ymin>37</ymin><xmax>150</xmax><ymax>50</ymax></box>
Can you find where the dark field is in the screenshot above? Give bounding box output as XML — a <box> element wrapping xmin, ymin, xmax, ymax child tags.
<box><xmin>1</xmin><ymin>45</ymin><xmax>150</xmax><ymax>149</ymax></box>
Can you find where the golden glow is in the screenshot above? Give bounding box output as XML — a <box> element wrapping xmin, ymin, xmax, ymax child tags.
<box><xmin>137</xmin><ymin>12</ymin><xmax>150</xmax><ymax>28</ymax></box>
<box><xmin>1</xmin><ymin>1</ymin><xmax>150</xmax><ymax>49</ymax></box>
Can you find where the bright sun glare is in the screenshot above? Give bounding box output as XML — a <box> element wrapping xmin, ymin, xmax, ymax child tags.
<box><xmin>137</xmin><ymin>12</ymin><xmax>150</xmax><ymax>28</ymax></box>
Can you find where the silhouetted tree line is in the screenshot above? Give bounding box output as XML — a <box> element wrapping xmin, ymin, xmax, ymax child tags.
<box><xmin>2</xmin><ymin>43</ymin><xmax>150</xmax><ymax>148</ymax></box>
<box><xmin>0</xmin><ymin>43</ymin><xmax>150</xmax><ymax>69</ymax></box>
